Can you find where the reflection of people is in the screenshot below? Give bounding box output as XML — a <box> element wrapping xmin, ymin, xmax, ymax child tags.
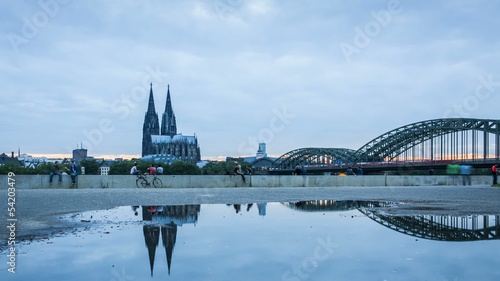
<box><xmin>148</xmin><ymin>164</ymin><xmax>157</xmax><ymax>175</ymax></box>
<box><xmin>492</xmin><ymin>164</ymin><xmax>498</xmax><ymax>185</ymax></box>
<box><xmin>233</xmin><ymin>204</ymin><xmax>241</xmax><ymax>213</ymax></box>
<box><xmin>234</xmin><ymin>164</ymin><xmax>246</xmax><ymax>183</ymax></box>
<box><xmin>49</xmin><ymin>161</ymin><xmax>62</xmax><ymax>183</ymax></box>
<box><xmin>246</xmin><ymin>203</ymin><xmax>253</xmax><ymax>212</ymax></box>
<box><xmin>157</xmin><ymin>164</ymin><xmax>164</xmax><ymax>174</ymax></box>
<box><xmin>69</xmin><ymin>160</ymin><xmax>78</xmax><ymax>184</ymax></box>
<box><xmin>131</xmin><ymin>206</ymin><xmax>139</xmax><ymax>216</ymax></box>
<box><xmin>257</xmin><ymin>203</ymin><xmax>267</xmax><ymax>216</ymax></box>
<box><xmin>459</xmin><ymin>165</ymin><xmax>472</xmax><ymax>186</ymax></box>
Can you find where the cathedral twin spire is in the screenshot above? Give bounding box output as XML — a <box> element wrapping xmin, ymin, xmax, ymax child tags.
<box><xmin>144</xmin><ymin>83</ymin><xmax>177</xmax><ymax>135</ymax></box>
<box><xmin>142</xmin><ymin>83</ymin><xmax>178</xmax><ymax>156</ymax></box>
<box><xmin>161</xmin><ymin>85</ymin><xmax>177</xmax><ymax>136</ymax></box>
<box><xmin>146</xmin><ymin>83</ymin><xmax>157</xmax><ymax>115</ymax></box>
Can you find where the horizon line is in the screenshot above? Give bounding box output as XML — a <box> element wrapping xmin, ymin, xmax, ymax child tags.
<box><xmin>11</xmin><ymin>153</ymin><xmax>272</xmax><ymax>162</ymax></box>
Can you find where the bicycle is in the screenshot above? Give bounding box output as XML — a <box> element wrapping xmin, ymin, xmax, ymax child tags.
<box><xmin>136</xmin><ymin>173</ymin><xmax>162</xmax><ymax>188</ymax></box>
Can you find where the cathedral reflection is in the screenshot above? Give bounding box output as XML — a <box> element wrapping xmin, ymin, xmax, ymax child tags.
<box><xmin>140</xmin><ymin>203</ymin><xmax>267</xmax><ymax>277</ymax></box>
<box><xmin>141</xmin><ymin>201</ymin><xmax>499</xmax><ymax>277</ymax></box>
<box><xmin>142</xmin><ymin>205</ymin><xmax>200</xmax><ymax>276</ymax></box>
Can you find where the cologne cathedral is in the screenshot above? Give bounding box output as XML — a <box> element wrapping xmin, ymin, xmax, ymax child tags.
<box><xmin>142</xmin><ymin>84</ymin><xmax>201</xmax><ymax>163</ymax></box>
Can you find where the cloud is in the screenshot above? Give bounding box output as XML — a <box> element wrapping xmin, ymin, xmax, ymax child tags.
<box><xmin>1</xmin><ymin>0</ymin><xmax>500</xmax><ymax>159</ymax></box>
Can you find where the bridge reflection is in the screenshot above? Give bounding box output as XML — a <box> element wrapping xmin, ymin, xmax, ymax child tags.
<box><xmin>286</xmin><ymin>200</ymin><xmax>500</xmax><ymax>242</ymax></box>
<box><xmin>140</xmin><ymin>201</ymin><xmax>499</xmax><ymax>277</ymax></box>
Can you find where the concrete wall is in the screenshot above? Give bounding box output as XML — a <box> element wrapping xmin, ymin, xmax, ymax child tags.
<box><xmin>0</xmin><ymin>174</ymin><xmax>494</xmax><ymax>189</ymax></box>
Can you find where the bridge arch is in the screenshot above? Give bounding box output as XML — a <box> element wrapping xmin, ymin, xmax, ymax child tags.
<box><xmin>284</xmin><ymin>200</ymin><xmax>500</xmax><ymax>241</ymax></box>
<box><xmin>359</xmin><ymin>210</ymin><xmax>500</xmax><ymax>241</ymax></box>
<box><xmin>272</xmin><ymin>147</ymin><xmax>357</xmax><ymax>170</ymax></box>
<box><xmin>349</xmin><ymin>118</ymin><xmax>500</xmax><ymax>164</ymax></box>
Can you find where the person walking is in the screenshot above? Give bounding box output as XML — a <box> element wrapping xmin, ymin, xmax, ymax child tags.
<box><xmin>447</xmin><ymin>163</ymin><xmax>460</xmax><ymax>185</ymax></box>
<box><xmin>459</xmin><ymin>165</ymin><xmax>472</xmax><ymax>186</ymax></box>
<box><xmin>492</xmin><ymin>164</ymin><xmax>498</xmax><ymax>185</ymax></box>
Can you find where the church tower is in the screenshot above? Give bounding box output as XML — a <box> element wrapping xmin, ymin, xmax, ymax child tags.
<box><xmin>142</xmin><ymin>83</ymin><xmax>160</xmax><ymax>156</ymax></box>
<box><xmin>161</xmin><ymin>85</ymin><xmax>177</xmax><ymax>136</ymax></box>
<box><xmin>142</xmin><ymin>84</ymin><xmax>201</xmax><ymax>162</ymax></box>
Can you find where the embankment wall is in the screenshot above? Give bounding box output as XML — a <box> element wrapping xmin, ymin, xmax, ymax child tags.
<box><xmin>0</xmin><ymin>174</ymin><xmax>494</xmax><ymax>189</ymax></box>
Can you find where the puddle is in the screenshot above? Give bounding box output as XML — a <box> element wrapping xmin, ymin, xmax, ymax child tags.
<box><xmin>1</xmin><ymin>200</ymin><xmax>500</xmax><ymax>280</ymax></box>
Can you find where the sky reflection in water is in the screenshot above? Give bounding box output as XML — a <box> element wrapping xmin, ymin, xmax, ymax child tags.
<box><xmin>2</xmin><ymin>201</ymin><xmax>500</xmax><ymax>281</ymax></box>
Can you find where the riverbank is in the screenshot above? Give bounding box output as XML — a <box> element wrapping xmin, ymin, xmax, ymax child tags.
<box><xmin>0</xmin><ymin>174</ymin><xmax>495</xmax><ymax>189</ymax></box>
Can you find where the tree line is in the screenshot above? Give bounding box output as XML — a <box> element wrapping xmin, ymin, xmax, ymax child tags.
<box><xmin>0</xmin><ymin>159</ymin><xmax>252</xmax><ymax>175</ymax></box>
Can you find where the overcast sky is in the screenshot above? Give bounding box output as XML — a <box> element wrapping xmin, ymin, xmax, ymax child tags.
<box><xmin>1</xmin><ymin>0</ymin><xmax>500</xmax><ymax>160</ymax></box>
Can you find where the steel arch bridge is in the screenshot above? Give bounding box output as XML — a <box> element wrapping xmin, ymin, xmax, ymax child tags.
<box><xmin>271</xmin><ymin>118</ymin><xmax>500</xmax><ymax>170</ymax></box>
<box><xmin>350</xmin><ymin>118</ymin><xmax>500</xmax><ymax>164</ymax></box>
<box><xmin>272</xmin><ymin>147</ymin><xmax>358</xmax><ymax>170</ymax></box>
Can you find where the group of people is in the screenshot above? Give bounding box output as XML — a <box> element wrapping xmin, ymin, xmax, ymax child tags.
<box><xmin>48</xmin><ymin>161</ymin><xmax>500</xmax><ymax>187</ymax></box>
<box><xmin>233</xmin><ymin>164</ymin><xmax>252</xmax><ymax>183</ymax></box>
<box><xmin>130</xmin><ymin>163</ymin><xmax>164</xmax><ymax>176</ymax></box>
<box><xmin>49</xmin><ymin>160</ymin><xmax>79</xmax><ymax>185</ymax></box>
<box><xmin>445</xmin><ymin>163</ymin><xmax>499</xmax><ymax>186</ymax></box>
<box><xmin>346</xmin><ymin>166</ymin><xmax>363</xmax><ymax>176</ymax></box>
<box><xmin>446</xmin><ymin>163</ymin><xmax>474</xmax><ymax>185</ymax></box>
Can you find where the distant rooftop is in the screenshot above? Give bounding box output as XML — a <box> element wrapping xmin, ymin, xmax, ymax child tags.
<box><xmin>140</xmin><ymin>154</ymin><xmax>179</xmax><ymax>164</ymax></box>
